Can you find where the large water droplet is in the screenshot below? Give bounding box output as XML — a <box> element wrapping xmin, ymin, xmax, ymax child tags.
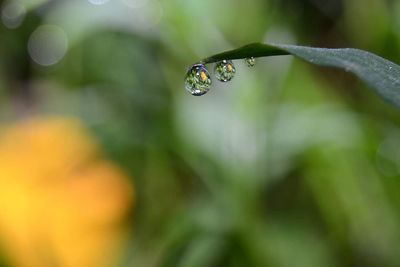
<box><xmin>245</xmin><ymin>57</ymin><xmax>256</xmax><ymax>67</ymax></box>
<box><xmin>214</xmin><ymin>60</ymin><xmax>236</xmax><ymax>82</ymax></box>
<box><xmin>184</xmin><ymin>64</ymin><xmax>212</xmax><ymax>96</ymax></box>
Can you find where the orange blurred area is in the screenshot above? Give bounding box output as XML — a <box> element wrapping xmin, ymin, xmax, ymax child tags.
<box><xmin>0</xmin><ymin>117</ymin><xmax>135</xmax><ymax>267</ymax></box>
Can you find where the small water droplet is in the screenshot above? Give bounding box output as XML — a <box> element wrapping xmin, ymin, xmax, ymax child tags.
<box><xmin>245</xmin><ymin>57</ymin><xmax>256</xmax><ymax>67</ymax></box>
<box><xmin>214</xmin><ymin>60</ymin><xmax>236</xmax><ymax>82</ymax></box>
<box><xmin>184</xmin><ymin>64</ymin><xmax>212</xmax><ymax>96</ymax></box>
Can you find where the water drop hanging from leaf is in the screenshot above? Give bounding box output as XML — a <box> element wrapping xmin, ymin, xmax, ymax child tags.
<box><xmin>245</xmin><ymin>57</ymin><xmax>256</xmax><ymax>67</ymax></box>
<box><xmin>184</xmin><ymin>63</ymin><xmax>212</xmax><ymax>96</ymax></box>
<box><xmin>184</xmin><ymin>43</ymin><xmax>400</xmax><ymax>107</ymax></box>
<box><xmin>214</xmin><ymin>60</ymin><xmax>236</xmax><ymax>82</ymax></box>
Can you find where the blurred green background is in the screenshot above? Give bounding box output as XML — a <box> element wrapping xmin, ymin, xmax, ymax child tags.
<box><xmin>1</xmin><ymin>0</ymin><xmax>400</xmax><ymax>266</ymax></box>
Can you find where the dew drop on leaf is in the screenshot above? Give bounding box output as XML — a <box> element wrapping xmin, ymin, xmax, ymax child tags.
<box><xmin>214</xmin><ymin>60</ymin><xmax>236</xmax><ymax>82</ymax></box>
<box><xmin>245</xmin><ymin>57</ymin><xmax>256</xmax><ymax>67</ymax></box>
<box><xmin>184</xmin><ymin>64</ymin><xmax>212</xmax><ymax>96</ymax></box>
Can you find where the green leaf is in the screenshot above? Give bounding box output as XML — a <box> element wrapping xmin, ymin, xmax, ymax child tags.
<box><xmin>201</xmin><ymin>43</ymin><xmax>400</xmax><ymax>107</ymax></box>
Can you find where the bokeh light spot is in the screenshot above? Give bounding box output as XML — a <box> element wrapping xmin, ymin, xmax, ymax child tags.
<box><xmin>1</xmin><ymin>0</ymin><xmax>26</xmax><ymax>29</ymax></box>
<box><xmin>88</xmin><ymin>0</ymin><xmax>110</xmax><ymax>5</ymax></box>
<box><xmin>28</xmin><ymin>25</ymin><xmax>69</xmax><ymax>66</ymax></box>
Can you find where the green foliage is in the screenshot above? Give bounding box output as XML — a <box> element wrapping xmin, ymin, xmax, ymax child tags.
<box><xmin>2</xmin><ymin>0</ymin><xmax>400</xmax><ymax>266</ymax></box>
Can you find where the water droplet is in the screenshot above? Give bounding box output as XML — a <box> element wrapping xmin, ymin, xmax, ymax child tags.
<box><xmin>245</xmin><ymin>57</ymin><xmax>256</xmax><ymax>67</ymax></box>
<box><xmin>214</xmin><ymin>60</ymin><xmax>236</xmax><ymax>82</ymax></box>
<box><xmin>184</xmin><ymin>64</ymin><xmax>212</xmax><ymax>96</ymax></box>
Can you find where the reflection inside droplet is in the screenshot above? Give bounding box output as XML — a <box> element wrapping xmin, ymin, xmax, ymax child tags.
<box><xmin>245</xmin><ymin>57</ymin><xmax>256</xmax><ymax>67</ymax></box>
<box><xmin>1</xmin><ymin>0</ymin><xmax>26</xmax><ymax>29</ymax></box>
<box><xmin>28</xmin><ymin>25</ymin><xmax>69</xmax><ymax>66</ymax></box>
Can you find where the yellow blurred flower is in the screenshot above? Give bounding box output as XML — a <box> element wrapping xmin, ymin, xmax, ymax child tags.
<box><xmin>0</xmin><ymin>117</ymin><xmax>135</xmax><ymax>267</ymax></box>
